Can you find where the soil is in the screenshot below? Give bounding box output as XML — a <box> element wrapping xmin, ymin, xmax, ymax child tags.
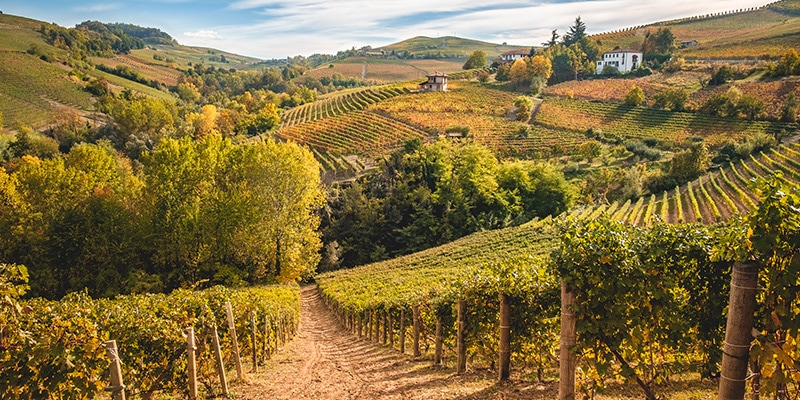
<box><xmin>232</xmin><ymin>285</ymin><xmax>558</xmax><ymax>400</ymax></box>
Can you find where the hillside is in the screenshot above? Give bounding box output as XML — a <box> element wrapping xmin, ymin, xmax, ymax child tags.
<box><xmin>378</xmin><ymin>36</ymin><xmax>524</xmax><ymax>59</ymax></box>
<box><xmin>593</xmin><ymin>0</ymin><xmax>800</xmax><ymax>59</ymax></box>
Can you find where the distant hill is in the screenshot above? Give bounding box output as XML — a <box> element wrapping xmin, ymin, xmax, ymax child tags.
<box><xmin>378</xmin><ymin>36</ymin><xmax>526</xmax><ymax>59</ymax></box>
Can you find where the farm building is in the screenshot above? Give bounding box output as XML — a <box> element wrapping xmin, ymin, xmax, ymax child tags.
<box><xmin>496</xmin><ymin>49</ymin><xmax>530</xmax><ymax>63</ymax></box>
<box><xmin>419</xmin><ymin>72</ymin><xmax>448</xmax><ymax>92</ymax></box>
<box><xmin>595</xmin><ymin>49</ymin><xmax>643</xmax><ymax>74</ymax></box>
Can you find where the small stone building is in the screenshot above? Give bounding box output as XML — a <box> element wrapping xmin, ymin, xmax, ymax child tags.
<box><xmin>419</xmin><ymin>72</ymin><xmax>448</xmax><ymax>92</ymax></box>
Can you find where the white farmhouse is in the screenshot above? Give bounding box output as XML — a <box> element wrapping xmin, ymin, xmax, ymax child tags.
<box><xmin>595</xmin><ymin>49</ymin><xmax>643</xmax><ymax>74</ymax></box>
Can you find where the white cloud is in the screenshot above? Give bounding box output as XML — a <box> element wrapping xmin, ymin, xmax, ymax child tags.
<box><xmin>183</xmin><ymin>30</ymin><xmax>223</xmax><ymax>40</ymax></box>
<box><xmin>73</xmin><ymin>3</ymin><xmax>121</xmax><ymax>13</ymax></box>
<box><xmin>180</xmin><ymin>0</ymin><xmax>770</xmax><ymax>58</ymax></box>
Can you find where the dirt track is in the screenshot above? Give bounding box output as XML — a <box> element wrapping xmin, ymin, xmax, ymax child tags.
<box><xmin>234</xmin><ymin>285</ymin><xmax>555</xmax><ymax>400</ymax></box>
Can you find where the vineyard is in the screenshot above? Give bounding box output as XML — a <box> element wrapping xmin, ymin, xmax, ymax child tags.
<box><xmin>0</xmin><ymin>51</ymin><xmax>93</xmax><ymax>129</ymax></box>
<box><xmin>278</xmin><ymin>85</ymin><xmax>410</xmax><ymax>128</ymax></box>
<box><xmin>534</xmin><ymin>97</ymin><xmax>792</xmax><ymax>146</ymax></box>
<box><xmin>276</xmin><ymin>110</ymin><xmax>428</xmax><ymax>165</ymax></box>
<box><xmin>92</xmin><ymin>54</ymin><xmax>184</xmax><ymax>86</ymax></box>
<box><xmin>314</xmin><ymin>138</ymin><xmax>800</xmax><ymax>398</ymax></box>
<box><xmin>1</xmin><ymin>279</ymin><xmax>300</xmax><ymax>399</ymax></box>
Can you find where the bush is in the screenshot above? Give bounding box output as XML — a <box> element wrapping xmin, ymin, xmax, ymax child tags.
<box><xmin>625</xmin><ymin>86</ymin><xmax>645</xmax><ymax>107</ymax></box>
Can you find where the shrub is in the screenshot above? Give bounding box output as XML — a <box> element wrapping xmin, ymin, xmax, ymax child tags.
<box><xmin>625</xmin><ymin>86</ymin><xmax>645</xmax><ymax>106</ymax></box>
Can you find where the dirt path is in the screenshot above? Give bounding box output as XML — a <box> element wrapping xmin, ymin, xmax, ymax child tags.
<box><xmin>234</xmin><ymin>285</ymin><xmax>554</xmax><ymax>400</ymax></box>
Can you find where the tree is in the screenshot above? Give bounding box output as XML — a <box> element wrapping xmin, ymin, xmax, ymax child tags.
<box><xmin>772</xmin><ymin>49</ymin><xmax>800</xmax><ymax>77</ymax></box>
<box><xmin>670</xmin><ymin>142</ymin><xmax>710</xmax><ymax>182</ymax></box>
<box><xmin>579</xmin><ymin>140</ymin><xmax>602</xmax><ymax>162</ymax></box>
<box><xmin>653</xmin><ymin>88</ymin><xmax>688</xmax><ymax>112</ymax></box>
<box><xmin>543</xmin><ymin>29</ymin><xmax>559</xmax><ymax>48</ymax></box>
<box><xmin>529</xmin><ymin>55</ymin><xmax>553</xmax><ymax>80</ymax></box>
<box><xmin>495</xmin><ymin>63</ymin><xmax>512</xmax><ymax>81</ymax></box>
<box><xmin>708</xmin><ymin>65</ymin><xmax>733</xmax><ymax>86</ymax></box>
<box><xmin>736</xmin><ymin>95</ymin><xmax>766</xmax><ymax>120</ymax></box>
<box><xmin>562</xmin><ymin>16</ymin><xmax>587</xmax><ymax>47</ymax></box>
<box><xmin>514</xmin><ymin>96</ymin><xmax>534</xmax><ymax>122</ymax></box>
<box><xmin>509</xmin><ymin>59</ymin><xmax>530</xmax><ymax>88</ymax></box>
<box><xmin>463</xmin><ymin>50</ymin><xmax>487</xmax><ymax>70</ymax></box>
<box><xmin>625</xmin><ymin>86</ymin><xmax>645</xmax><ymax>106</ymax></box>
<box><xmin>780</xmin><ymin>92</ymin><xmax>798</xmax><ymax>122</ymax></box>
<box><xmin>641</xmin><ymin>28</ymin><xmax>676</xmax><ymax>54</ymax></box>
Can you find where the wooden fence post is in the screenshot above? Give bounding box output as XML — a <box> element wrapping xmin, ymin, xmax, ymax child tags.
<box><xmin>358</xmin><ymin>312</ymin><xmax>363</xmax><ymax>338</ymax></box>
<box><xmin>718</xmin><ymin>261</ymin><xmax>759</xmax><ymax>400</ymax></box>
<box><xmin>212</xmin><ymin>325</ymin><xmax>229</xmax><ymax>395</ymax></box>
<box><xmin>434</xmin><ymin>316</ymin><xmax>443</xmax><ymax>365</ymax></box>
<box><xmin>412</xmin><ymin>305</ymin><xmax>421</xmax><ymax>358</ymax></box>
<box><xmin>105</xmin><ymin>340</ymin><xmax>126</xmax><ymax>400</ymax></box>
<box><xmin>560</xmin><ymin>280</ymin><xmax>577</xmax><ymax>400</ymax></box>
<box><xmin>399</xmin><ymin>309</ymin><xmax>406</xmax><ymax>354</ymax></box>
<box><xmin>457</xmin><ymin>299</ymin><xmax>467</xmax><ymax>374</ymax></box>
<box><xmin>250</xmin><ymin>312</ymin><xmax>259</xmax><ymax>373</ymax></box>
<box><xmin>368</xmin><ymin>310</ymin><xmax>374</xmax><ymax>341</ymax></box>
<box><xmin>225</xmin><ymin>301</ymin><xmax>247</xmax><ymax>383</ymax></box>
<box><xmin>186</xmin><ymin>327</ymin><xmax>198</xmax><ymax>400</ymax></box>
<box><xmin>499</xmin><ymin>293</ymin><xmax>511</xmax><ymax>381</ymax></box>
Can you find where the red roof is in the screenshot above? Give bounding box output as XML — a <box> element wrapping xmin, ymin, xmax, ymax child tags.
<box><xmin>501</xmin><ymin>49</ymin><xmax>530</xmax><ymax>56</ymax></box>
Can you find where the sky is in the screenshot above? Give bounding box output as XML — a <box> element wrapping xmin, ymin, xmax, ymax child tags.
<box><xmin>2</xmin><ymin>0</ymin><xmax>771</xmax><ymax>59</ymax></box>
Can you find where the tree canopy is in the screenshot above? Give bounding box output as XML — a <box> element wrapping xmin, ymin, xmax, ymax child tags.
<box><xmin>463</xmin><ymin>50</ymin><xmax>487</xmax><ymax>70</ymax></box>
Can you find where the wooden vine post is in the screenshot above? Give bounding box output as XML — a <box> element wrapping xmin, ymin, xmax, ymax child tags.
<box><xmin>498</xmin><ymin>293</ymin><xmax>511</xmax><ymax>381</ymax></box>
<box><xmin>383</xmin><ymin>311</ymin><xmax>389</xmax><ymax>345</ymax></box>
<box><xmin>388</xmin><ymin>310</ymin><xmax>394</xmax><ymax>348</ymax></box>
<box><xmin>368</xmin><ymin>309</ymin><xmax>374</xmax><ymax>341</ymax></box>
<box><xmin>250</xmin><ymin>312</ymin><xmax>259</xmax><ymax>373</ymax></box>
<box><xmin>358</xmin><ymin>312</ymin><xmax>363</xmax><ymax>338</ymax></box>
<box><xmin>225</xmin><ymin>301</ymin><xmax>247</xmax><ymax>383</ymax></box>
<box><xmin>399</xmin><ymin>309</ymin><xmax>406</xmax><ymax>354</ymax></box>
<box><xmin>212</xmin><ymin>325</ymin><xmax>229</xmax><ymax>395</ymax></box>
<box><xmin>412</xmin><ymin>305</ymin><xmax>421</xmax><ymax>358</ymax></box>
<box><xmin>263</xmin><ymin>315</ymin><xmax>270</xmax><ymax>361</ymax></box>
<box><xmin>374</xmin><ymin>309</ymin><xmax>380</xmax><ymax>343</ymax></box>
<box><xmin>434</xmin><ymin>316</ymin><xmax>443</xmax><ymax>365</ymax></box>
<box><xmin>718</xmin><ymin>261</ymin><xmax>759</xmax><ymax>400</ymax></box>
<box><xmin>186</xmin><ymin>327</ymin><xmax>198</xmax><ymax>400</ymax></box>
<box><xmin>457</xmin><ymin>299</ymin><xmax>467</xmax><ymax>374</ymax></box>
<box><xmin>560</xmin><ymin>280</ymin><xmax>577</xmax><ymax>400</ymax></box>
<box><xmin>105</xmin><ymin>340</ymin><xmax>126</xmax><ymax>400</ymax></box>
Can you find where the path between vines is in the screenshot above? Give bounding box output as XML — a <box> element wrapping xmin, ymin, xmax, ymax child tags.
<box><xmin>234</xmin><ymin>285</ymin><xmax>555</xmax><ymax>400</ymax></box>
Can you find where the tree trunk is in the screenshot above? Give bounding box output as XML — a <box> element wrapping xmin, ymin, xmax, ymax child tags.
<box><xmin>434</xmin><ymin>316</ymin><xmax>443</xmax><ymax>365</ymax></box>
<box><xmin>718</xmin><ymin>261</ymin><xmax>759</xmax><ymax>400</ymax></box>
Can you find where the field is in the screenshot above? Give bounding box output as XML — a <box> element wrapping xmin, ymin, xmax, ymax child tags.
<box><xmin>378</xmin><ymin>35</ymin><xmax>524</xmax><ymax>59</ymax></box>
<box><xmin>0</xmin><ymin>51</ymin><xmax>93</xmax><ymax>129</ymax></box>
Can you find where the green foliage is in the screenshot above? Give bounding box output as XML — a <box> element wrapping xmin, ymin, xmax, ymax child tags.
<box><xmin>462</xmin><ymin>50</ymin><xmax>487</xmax><ymax>70</ymax></box>
<box><xmin>737</xmin><ymin>94</ymin><xmax>767</xmax><ymax>120</ymax></box>
<box><xmin>714</xmin><ymin>176</ymin><xmax>800</xmax><ymax>397</ymax></box>
<box><xmin>578</xmin><ymin>140</ymin><xmax>602</xmax><ymax>162</ymax></box>
<box><xmin>770</xmin><ymin>48</ymin><xmax>800</xmax><ymax>77</ymax></box>
<box><xmin>551</xmin><ymin>217</ymin><xmax>728</xmax><ymax>398</ymax></box>
<box><xmin>780</xmin><ymin>92</ymin><xmax>799</xmax><ymax>122</ymax></box>
<box><xmin>641</xmin><ymin>28</ymin><xmax>676</xmax><ymax>55</ymax></box>
<box><xmin>670</xmin><ymin>142</ymin><xmax>711</xmax><ymax>182</ymax></box>
<box><xmin>625</xmin><ymin>86</ymin><xmax>645</xmax><ymax>107</ymax></box>
<box><xmin>562</xmin><ymin>16</ymin><xmax>587</xmax><ymax>47</ymax></box>
<box><xmin>324</xmin><ymin>140</ymin><xmax>575</xmax><ymax>268</ymax></box>
<box><xmin>652</xmin><ymin>88</ymin><xmax>688</xmax><ymax>112</ymax></box>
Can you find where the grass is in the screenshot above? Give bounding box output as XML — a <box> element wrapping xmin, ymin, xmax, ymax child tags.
<box><xmin>379</xmin><ymin>35</ymin><xmax>525</xmax><ymax>59</ymax></box>
<box><xmin>304</xmin><ymin>57</ymin><xmax>465</xmax><ymax>83</ymax></box>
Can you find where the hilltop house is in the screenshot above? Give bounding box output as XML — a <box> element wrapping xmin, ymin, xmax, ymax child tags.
<box><xmin>419</xmin><ymin>72</ymin><xmax>448</xmax><ymax>92</ymax></box>
<box><xmin>496</xmin><ymin>49</ymin><xmax>530</xmax><ymax>63</ymax></box>
<box><xmin>595</xmin><ymin>49</ymin><xmax>642</xmax><ymax>74</ymax></box>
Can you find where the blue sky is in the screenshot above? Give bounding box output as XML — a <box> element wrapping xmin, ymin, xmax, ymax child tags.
<box><xmin>2</xmin><ymin>0</ymin><xmax>770</xmax><ymax>59</ymax></box>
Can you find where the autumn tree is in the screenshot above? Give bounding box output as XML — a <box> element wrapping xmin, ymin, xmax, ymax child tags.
<box><xmin>736</xmin><ymin>95</ymin><xmax>767</xmax><ymax>120</ymax></box>
<box><xmin>625</xmin><ymin>86</ymin><xmax>645</xmax><ymax>106</ymax></box>
<box><xmin>463</xmin><ymin>50</ymin><xmax>487</xmax><ymax>70</ymax></box>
